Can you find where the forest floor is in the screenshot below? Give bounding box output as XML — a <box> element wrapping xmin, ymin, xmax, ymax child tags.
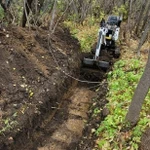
<box><xmin>0</xmin><ymin>25</ymin><xmax>149</xmax><ymax>150</ymax></box>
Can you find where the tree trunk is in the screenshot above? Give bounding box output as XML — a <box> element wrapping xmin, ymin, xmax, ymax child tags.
<box><xmin>127</xmin><ymin>0</ymin><xmax>133</xmax><ymax>33</ymax></box>
<box><xmin>0</xmin><ymin>0</ymin><xmax>13</xmax><ymax>23</ymax></box>
<box><xmin>134</xmin><ymin>0</ymin><xmax>148</xmax><ymax>35</ymax></box>
<box><xmin>78</xmin><ymin>0</ymin><xmax>92</xmax><ymax>24</ymax></box>
<box><xmin>32</xmin><ymin>0</ymin><xmax>45</xmax><ymax>15</ymax></box>
<box><xmin>49</xmin><ymin>0</ymin><xmax>57</xmax><ymax>33</ymax></box>
<box><xmin>140</xmin><ymin>1</ymin><xmax>150</xmax><ymax>32</ymax></box>
<box><xmin>125</xmin><ymin>51</ymin><xmax>150</xmax><ymax>126</ymax></box>
<box><xmin>136</xmin><ymin>19</ymin><xmax>150</xmax><ymax>57</ymax></box>
<box><xmin>21</xmin><ymin>0</ymin><xmax>33</xmax><ymax>27</ymax></box>
<box><xmin>0</xmin><ymin>0</ymin><xmax>7</xmax><ymax>12</ymax></box>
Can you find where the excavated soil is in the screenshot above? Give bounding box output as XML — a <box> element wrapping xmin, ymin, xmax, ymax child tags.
<box><xmin>0</xmin><ymin>25</ymin><xmax>81</xmax><ymax>150</ymax></box>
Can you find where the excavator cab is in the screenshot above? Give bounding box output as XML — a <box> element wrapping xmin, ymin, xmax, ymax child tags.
<box><xmin>105</xmin><ymin>15</ymin><xmax>122</xmax><ymax>47</ymax></box>
<box><xmin>106</xmin><ymin>15</ymin><xmax>121</xmax><ymax>27</ymax></box>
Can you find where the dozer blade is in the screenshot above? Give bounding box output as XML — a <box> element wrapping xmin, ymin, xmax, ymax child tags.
<box><xmin>83</xmin><ymin>57</ymin><xmax>110</xmax><ymax>69</ymax></box>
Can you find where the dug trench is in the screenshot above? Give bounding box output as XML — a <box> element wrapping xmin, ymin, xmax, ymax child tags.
<box><xmin>0</xmin><ymin>25</ymin><xmax>115</xmax><ymax>150</ymax></box>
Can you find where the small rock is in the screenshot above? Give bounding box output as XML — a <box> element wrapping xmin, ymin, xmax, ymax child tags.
<box><xmin>8</xmin><ymin>137</ymin><xmax>14</xmax><ymax>144</ymax></box>
<box><xmin>13</xmin><ymin>104</ymin><xmax>19</xmax><ymax>109</ymax></box>
<box><xmin>91</xmin><ymin>128</ymin><xmax>96</xmax><ymax>133</ymax></box>
<box><xmin>46</xmin><ymin>89</ymin><xmax>49</xmax><ymax>92</ymax></box>
<box><xmin>20</xmin><ymin>84</ymin><xmax>27</xmax><ymax>88</ymax></box>
<box><xmin>6</xmin><ymin>34</ymin><xmax>9</xmax><ymax>38</ymax></box>
<box><xmin>13</xmin><ymin>84</ymin><xmax>16</xmax><ymax>87</ymax></box>
<box><xmin>39</xmin><ymin>101</ymin><xmax>43</xmax><ymax>104</ymax></box>
<box><xmin>102</xmin><ymin>107</ymin><xmax>109</xmax><ymax>117</ymax></box>
<box><xmin>92</xmin><ymin>102</ymin><xmax>96</xmax><ymax>106</ymax></box>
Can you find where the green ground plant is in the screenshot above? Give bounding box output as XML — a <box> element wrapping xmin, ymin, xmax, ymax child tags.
<box><xmin>0</xmin><ymin>7</ymin><xmax>4</xmax><ymax>19</ymax></box>
<box><xmin>63</xmin><ymin>16</ymin><xmax>99</xmax><ymax>52</ymax></box>
<box><xmin>95</xmin><ymin>58</ymin><xmax>150</xmax><ymax>150</ymax></box>
<box><xmin>0</xmin><ymin>116</ymin><xmax>18</xmax><ymax>135</ymax></box>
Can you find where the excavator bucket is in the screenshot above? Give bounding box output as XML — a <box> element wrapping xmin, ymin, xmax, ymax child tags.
<box><xmin>83</xmin><ymin>57</ymin><xmax>110</xmax><ymax>69</ymax></box>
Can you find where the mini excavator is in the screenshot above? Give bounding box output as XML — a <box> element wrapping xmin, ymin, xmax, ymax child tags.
<box><xmin>83</xmin><ymin>15</ymin><xmax>122</xmax><ymax>69</ymax></box>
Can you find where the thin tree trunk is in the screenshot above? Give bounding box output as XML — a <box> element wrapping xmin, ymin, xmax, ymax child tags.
<box><xmin>78</xmin><ymin>0</ymin><xmax>92</xmax><ymax>24</ymax></box>
<box><xmin>126</xmin><ymin>51</ymin><xmax>150</xmax><ymax>126</ymax></box>
<box><xmin>0</xmin><ymin>0</ymin><xmax>13</xmax><ymax>23</ymax></box>
<box><xmin>51</xmin><ymin>0</ymin><xmax>74</xmax><ymax>34</ymax></box>
<box><xmin>140</xmin><ymin>1</ymin><xmax>150</xmax><ymax>32</ymax></box>
<box><xmin>134</xmin><ymin>0</ymin><xmax>148</xmax><ymax>35</ymax></box>
<box><xmin>49</xmin><ymin>0</ymin><xmax>57</xmax><ymax>33</ymax></box>
<box><xmin>127</xmin><ymin>0</ymin><xmax>133</xmax><ymax>33</ymax></box>
<box><xmin>21</xmin><ymin>0</ymin><xmax>33</xmax><ymax>27</ymax></box>
<box><xmin>71</xmin><ymin>0</ymin><xmax>79</xmax><ymax>21</ymax></box>
<box><xmin>136</xmin><ymin>19</ymin><xmax>150</xmax><ymax>57</ymax></box>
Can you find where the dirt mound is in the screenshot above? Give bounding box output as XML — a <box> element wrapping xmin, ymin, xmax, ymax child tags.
<box><xmin>0</xmin><ymin>25</ymin><xmax>81</xmax><ymax>149</ymax></box>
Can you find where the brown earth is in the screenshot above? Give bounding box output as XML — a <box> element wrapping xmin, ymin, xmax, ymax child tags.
<box><xmin>0</xmin><ymin>25</ymin><xmax>81</xmax><ymax>150</ymax></box>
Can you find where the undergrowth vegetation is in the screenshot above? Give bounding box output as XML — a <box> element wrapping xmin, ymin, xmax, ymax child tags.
<box><xmin>63</xmin><ymin>17</ymin><xmax>99</xmax><ymax>52</ymax></box>
<box><xmin>95</xmin><ymin>58</ymin><xmax>150</xmax><ymax>150</ymax></box>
